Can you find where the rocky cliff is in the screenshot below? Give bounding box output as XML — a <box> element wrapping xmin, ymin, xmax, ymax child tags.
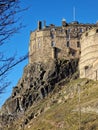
<box><xmin>0</xmin><ymin>58</ymin><xmax>79</xmax><ymax>129</ymax></box>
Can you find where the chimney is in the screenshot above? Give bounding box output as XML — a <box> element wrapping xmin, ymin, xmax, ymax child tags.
<box><xmin>44</xmin><ymin>20</ymin><xmax>46</xmax><ymax>28</ymax></box>
<box><xmin>38</xmin><ymin>21</ymin><xmax>42</xmax><ymax>30</ymax></box>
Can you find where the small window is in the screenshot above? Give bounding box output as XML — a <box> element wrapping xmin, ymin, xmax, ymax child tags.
<box><xmin>66</xmin><ymin>34</ymin><xmax>70</xmax><ymax>39</ymax></box>
<box><xmin>85</xmin><ymin>32</ymin><xmax>88</xmax><ymax>36</ymax></box>
<box><xmin>66</xmin><ymin>41</ymin><xmax>70</xmax><ymax>47</ymax></box>
<box><xmin>51</xmin><ymin>41</ymin><xmax>55</xmax><ymax>47</ymax></box>
<box><xmin>51</xmin><ymin>33</ymin><xmax>54</xmax><ymax>39</ymax></box>
<box><xmin>77</xmin><ymin>41</ymin><xmax>80</xmax><ymax>47</ymax></box>
<box><xmin>80</xmin><ymin>28</ymin><xmax>83</xmax><ymax>33</ymax></box>
<box><xmin>85</xmin><ymin>66</ymin><xmax>89</xmax><ymax>70</ymax></box>
<box><xmin>65</xmin><ymin>30</ymin><xmax>67</xmax><ymax>34</ymax></box>
<box><xmin>96</xmin><ymin>29</ymin><xmax>98</xmax><ymax>33</ymax></box>
<box><xmin>67</xmin><ymin>28</ymin><xmax>70</xmax><ymax>33</ymax></box>
<box><xmin>71</xmin><ymin>51</ymin><xmax>75</xmax><ymax>56</ymax></box>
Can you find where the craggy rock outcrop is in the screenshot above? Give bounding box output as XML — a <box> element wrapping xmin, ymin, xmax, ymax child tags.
<box><xmin>0</xmin><ymin>59</ymin><xmax>79</xmax><ymax>129</ymax></box>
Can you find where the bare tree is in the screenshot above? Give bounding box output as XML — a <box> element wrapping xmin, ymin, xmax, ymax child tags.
<box><xmin>0</xmin><ymin>0</ymin><xmax>28</xmax><ymax>93</ymax></box>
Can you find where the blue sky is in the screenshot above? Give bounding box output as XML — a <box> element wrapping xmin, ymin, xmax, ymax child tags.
<box><xmin>0</xmin><ymin>0</ymin><xmax>98</xmax><ymax>107</ymax></box>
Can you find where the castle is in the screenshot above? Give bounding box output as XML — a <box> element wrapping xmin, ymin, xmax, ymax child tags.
<box><xmin>29</xmin><ymin>19</ymin><xmax>98</xmax><ymax>80</ymax></box>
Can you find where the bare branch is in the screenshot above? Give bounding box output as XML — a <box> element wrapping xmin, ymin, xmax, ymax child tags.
<box><xmin>0</xmin><ymin>0</ymin><xmax>27</xmax><ymax>45</ymax></box>
<box><xmin>0</xmin><ymin>82</ymin><xmax>11</xmax><ymax>94</ymax></box>
<box><xmin>0</xmin><ymin>0</ymin><xmax>28</xmax><ymax>93</ymax></box>
<box><xmin>0</xmin><ymin>53</ymin><xmax>28</xmax><ymax>77</ymax></box>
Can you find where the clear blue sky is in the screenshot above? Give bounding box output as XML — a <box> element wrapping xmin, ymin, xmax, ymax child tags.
<box><xmin>0</xmin><ymin>0</ymin><xmax>98</xmax><ymax>107</ymax></box>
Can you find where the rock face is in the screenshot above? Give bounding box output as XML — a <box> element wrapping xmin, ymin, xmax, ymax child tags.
<box><xmin>0</xmin><ymin>59</ymin><xmax>79</xmax><ymax>129</ymax></box>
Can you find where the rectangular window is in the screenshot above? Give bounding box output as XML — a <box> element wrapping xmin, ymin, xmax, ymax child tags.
<box><xmin>80</xmin><ymin>28</ymin><xmax>83</xmax><ymax>33</ymax></box>
<box><xmin>85</xmin><ymin>32</ymin><xmax>88</xmax><ymax>36</ymax></box>
<box><xmin>77</xmin><ymin>41</ymin><xmax>80</xmax><ymax>47</ymax></box>
<box><xmin>96</xmin><ymin>29</ymin><xmax>98</xmax><ymax>33</ymax></box>
<box><xmin>66</xmin><ymin>41</ymin><xmax>70</xmax><ymax>47</ymax></box>
<box><xmin>51</xmin><ymin>41</ymin><xmax>55</xmax><ymax>47</ymax></box>
<box><xmin>71</xmin><ymin>51</ymin><xmax>75</xmax><ymax>56</ymax></box>
<box><xmin>67</xmin><ymin>28</ymin><xmax>70</xmax><ymax>33</ymax></box>
<box><xmin>51</xmin><ymin>33</ymin><xmax>54</xmax><ymax>39</ymax></box>
<box><xmin>66</xmin><ymin>34</ymin><xmax>70</xmax><ymax>40</ymax></box>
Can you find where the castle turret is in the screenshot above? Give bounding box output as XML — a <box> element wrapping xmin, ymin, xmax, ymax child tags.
<box><xmin>62</xmin><ymin>18</ymin><xmax>67</xmax><ymax>27</ymax></box>
<box><xmin>79</xmin><ymin>27</ymin><xmax>98</xmax><ymax>80</ymax></box>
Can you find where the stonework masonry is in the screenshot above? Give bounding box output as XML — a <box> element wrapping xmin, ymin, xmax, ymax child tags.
<box><xmin>79</xmin><ymin>27</ymin><xmax>98</xmax><ymax>80</ymax></box>
<box><xmin>29</xmin><ymin>20</ymin><xmax>97</xmax><ymax>64</ymax></box>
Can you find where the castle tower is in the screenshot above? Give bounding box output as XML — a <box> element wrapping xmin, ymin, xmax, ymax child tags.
<box><xmin>79</xmin><ymin>28</ymin><xmax>98</xmax><ymax>80</ymax></box>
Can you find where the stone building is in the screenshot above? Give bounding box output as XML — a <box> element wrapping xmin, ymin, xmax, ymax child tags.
<box><xmin>79</xmin><ymin>27</ymin><xmax>98</xmax><ymax>80</ymax></box>
<box><xmin>29</xmin><ymin>20</ymin><xmax>97</xmax><ymax>63</ymax></box>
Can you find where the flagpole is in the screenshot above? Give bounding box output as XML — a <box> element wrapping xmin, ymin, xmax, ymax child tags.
<box><xmin>73</xmin><ymin>7</ymin><xmax>76</xmax><ymax>21</ymax></box>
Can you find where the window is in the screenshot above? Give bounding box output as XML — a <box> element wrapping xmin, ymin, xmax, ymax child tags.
<box><xmin>66</xmin><ymin>41</ymin><xmax>70</xmax><ymax>47</ymax></box>
<box><xmin>51</xmin><ymin>33</ymin><xmax>54</xmax><ymax>39</ymax></box>
<box><xmin>85</xmin><ymin>66</ymin><xmax>89</xmax><ymax>70</ymax></box>
<box><xmin>65</xmin><ymin>30</ymin><xmax>67</xmax><ymax>35</ymax></box>
<box><xmin>77</xmin><ymin>41</ymin><xmax>80</xmax><ymax>47</ymax></box>
<box><xmin>96</xmin><ymin>29</ymin><xmax>98</xmax><ymax>33</ymax></box>
<box><xmin>66</xmin><ymin>34</ymin><xmax>70</xmax><ymax>40</ymax></box>
<box><xmin>85</xmin><ymin>32</ymin><xmax>88</xmax><ymax>36</ymax></box>
<box><xmin>67</xmin><ymin>28</ymin><xmax>70</xmax><ymax>33</ymax></box>
<box><xmin>71</xmin><ymin>51</ymin><xmax>75</xmax><ymax>56</ymax></box>
<box><xmin>51</xmin><ymin>41</ymin><xmax>55</xmax><ymax>47</ymax></box>
<box><xmin>80</xmin><ymin>28</ymin><xmax>83</xmax><ymax>33</ymax></box>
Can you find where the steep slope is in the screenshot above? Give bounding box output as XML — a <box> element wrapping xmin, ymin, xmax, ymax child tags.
<box><xmin>12</xmin><ymin>79</ymin><xmax>98</xmax><ymax>130</ymax></box>
<box><xmin>0</xmin><ymin>59</ymin><xmax>79</xmax><ymax>130</ymax></box>
<box><xmin>25</xmin><ymin>79</ymin><xmax>98</xmax><ymax>130</ymax></box>
<box><xmin>1</xmin><ymin>78</ymin><xmax>98</xmax><ymax>130</ymax></box>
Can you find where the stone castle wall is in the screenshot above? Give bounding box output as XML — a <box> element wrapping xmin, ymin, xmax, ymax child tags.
<box><xmin>29</xmin><ymin>21</ymin><xmax>95</xmax><ymax>63</ymax></box>
<box><xmin>29</xmin><ymin>30</ymin><xmax>54</xmax><ymax>63</ymax></box>
<box><xmin>79</xmin><ymin>28</ymin><xmax>98</xmax><ymax>80</ymax></box>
